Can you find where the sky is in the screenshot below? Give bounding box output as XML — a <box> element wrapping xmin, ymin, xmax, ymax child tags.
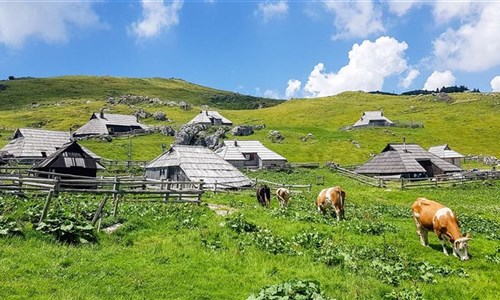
<box><xmin>1</xmin><ymin>0</ymin><xmax>500</xmax><ymax>100</ymax></box>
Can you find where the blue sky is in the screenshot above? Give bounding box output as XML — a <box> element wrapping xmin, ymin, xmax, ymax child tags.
<box><xmin>1</xmin><ymin>1</ymin><xmax>500</xmax><ymax>99</ymax></box>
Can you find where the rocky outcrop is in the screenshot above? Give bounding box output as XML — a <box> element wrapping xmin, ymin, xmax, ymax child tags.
<box><xmin>268</xmin><ymin>130</ymin><xmax>284</xmax><ymax>143</ymax></box>
<box><xmin>231</xmin><ymin>125</ymin><xmax>254</xmax><ymax>136</ymax></box>
<box><xmin>153</xmin><ymin>111</ymin><xmax>167</xmax><ymax>121</ymax></box>
<box><xmin>161</xmin><ymin>126</ymin><xmax>176</xmax><ymax>136</ymax></box>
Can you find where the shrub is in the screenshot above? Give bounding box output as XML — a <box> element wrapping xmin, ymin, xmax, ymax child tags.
<box><xmin>36</xmin><ymin>214</ymin><xmax>97</xmax><ymax>244</ymax></box>
<box><xmin>0</xmin><ymin>216</ymin><xmax>23</xmax><ymax>237</ymax></box>
<box><xmin>248</xmin><ymin>279</ymin><xmax>331</xmax><ymax>300</ymax></box>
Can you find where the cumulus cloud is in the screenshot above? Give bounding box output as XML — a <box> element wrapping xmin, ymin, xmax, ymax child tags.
<box><xmin>400</xmin><ymin>69</ymin><xmax>420</xmax><ymax>89</ymax></box>
<box><xmin>264</xmin><ymin>89</ymin><xmax>280</xmax><ymax>99</ymax></box>
<box><xmin>0</xmin><ymin>2</ymin><xmax>100</xmax><ymax>48</ymax></box>
<box><xmin>129</xmin><ymin>0</ymin><xmax>183</xmax><ymax>39</ymax></box>
<box><xmin>491</xmin><ymin>76</ymin><xmax>500</xmax><ymax>92</ymax></box>
<box><xmin>324</xmin><ymin>0</ymin><xmax>384</xmax><ymax>39</ymax></box>
<box><xmin>303</xmin><ymin>36</ymin><xmax>408</xmax><ymax>97</ymax></box>
<box><xmin>255</xmin><ymin>1</ymin><xmax>288</xmax><ymax>22</ymax></box>
<box><xmin>285</xmin><ymin>79</ymin><xmax>301</xmax><ymax>99</ymax></box>
<box><xmin>423</xmin><ymin>70</ymin><xmax>455</xmax><ymax>91</ymax></box>
<box><xmin>433</xmin><ymin>2</ymin><xmax>500</xmax><ymax>72</ymax></box>
<box><xmin>387</xmin><ymin>0</ymin><xmax>421</xmax><ymax>17</ymax></box>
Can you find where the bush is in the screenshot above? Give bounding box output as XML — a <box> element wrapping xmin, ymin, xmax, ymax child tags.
<box><xmin>248</xmin><ymin>279</ymin><xmax>331</xmax><ymax>300</ymax></box>
<box><xmin>36</xmin><ymin>214</ymin><xmax>97</xmax><ymax>244</ymax></box>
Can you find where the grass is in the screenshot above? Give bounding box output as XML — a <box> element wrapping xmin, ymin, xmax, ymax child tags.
<box><xmin>1</xmin><ymin>168</ymin><xmax>499</xmax><ymax>299</ymax></box>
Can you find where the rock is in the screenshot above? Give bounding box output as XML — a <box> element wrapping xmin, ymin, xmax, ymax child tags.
<box><xmin>206</xmin><ymin>127</ymin><xmax>228</xmax><ymax>150</ymax></box>
<box><xmin>174</xmin><ymin>123</ymin><xmax>207</xmax><ymax>145</ymax></box>
<box><xmin>134</xmin><ymin>108</ymin><xmax>151</xmax><ymax>119</ymax></box>
<box><xmin>161</xmin><ymin>126</ymin><xmax>176</xmax><ymax>136</ymax></box>
<box><xmin>436</xmin><ymin>92</ymin><xmax>453</xmax><ymax>103</ymax></box>
<box><xmin>268</xmin><ymin>130</ymin><xmax>284</xmax><ymax>143</ymax></box>
<box><xmin>153</xmin><ymin>111</ymin><xmax>167</xmax><ymax>121</ymax></box>
<box><xmin>252</xmin><ymin>124</ymin><xmax>266</xmax><ymax>130</ymax></box>
<box><xmin>179</xmin><ymin>101</ymin><xmax>192</xmax><ymax>111</ymax></box>
<box><xmin>231</xmin><ymin>125</ymin><xmax>254</xmax><ymax>136</ymax></box>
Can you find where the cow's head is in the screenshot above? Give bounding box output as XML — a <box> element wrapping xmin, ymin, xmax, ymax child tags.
<box><xmin>454</xmin><ymin>233</ymin><xmax>471</xmax><ymax>261</ymax></box>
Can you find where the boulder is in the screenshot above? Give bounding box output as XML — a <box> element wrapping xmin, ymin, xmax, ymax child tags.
<box><xmin>134</xmin><ymin>108</ymin><xmax>151</xmax><ymax>119</ymax></box>
<box><xmin>231</xmin><ymin>125</ymin><xmax>254</xmax><ymax>136</ymax></box>
<box><xmin>174</xmin><ymin>124</ymin><xmax>207</xmax><ymax>145</ymax></box>
<box><xmin>153</xmin><ymin>111</ymin><xmax>167</xmax><ymax>121</ymax></box>
<box><xmin>268</xmin><ymin>130</ymin><xmax>284</xmax><ymax>143</ymax></box>
<box><xmin>161</xmin><ymin>126</ymin><xmax>176</xmax><ymax>136</ymax></box>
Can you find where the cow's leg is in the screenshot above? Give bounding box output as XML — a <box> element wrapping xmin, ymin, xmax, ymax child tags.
<box><xmin>413</xmin><ymin>217</ymin><xmax>428</xmax><ymax>246</ymax></box>
<box><xmin>334</xmin><ymin>207</ymin><xmax>341</xmax><ymax>221</ymax></box>
<box><xmin>439</xmin><ymin>237</ymin><xmax>449</xmax><ymax>256</ymax></box>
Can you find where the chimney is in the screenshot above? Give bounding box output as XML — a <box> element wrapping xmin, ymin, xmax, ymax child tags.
<box><xmin>100</xmin><ymin>108</ymin><xmax>105</xmax><ymax>119</ymax></box>
<box><xmin>234</xmin><ymin>140</ymin><xmax>238</xmax><ymax>147</ymax></box>
<box><xmin>205</xmin><ymin>110</ymin><xmax>209</xmax><ymax>116</ymax></box>
<box><xmin>403</xmin><ymin>137</ymin><xmax>407</xmax><ymax>152</ymax></box>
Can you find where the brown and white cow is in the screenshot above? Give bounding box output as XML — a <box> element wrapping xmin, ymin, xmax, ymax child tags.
<box><xmin>315</xmin><ymin>186</ymin><xmax>345</xmax><ymax>221</ymax></box>
<box><xmin>276</xmin><ymin>187</ymin><xmax>291</xmax><ymax>208</ymax></box>
<box><xmin>412</xmin><ymin>197</ymin><xmax>471</xmax><ymax>261</ymax></box>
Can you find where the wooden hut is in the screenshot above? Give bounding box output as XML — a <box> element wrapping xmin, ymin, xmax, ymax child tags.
<box><xmin>187</xmin><ymin>110</ymin><xmax>233</xmax><ymax>126</ymax></box>
<box><xmin>353</xmin><ymin>111</ymin><xmax>394</xmax><ymax>128</ymax></box>
<box><xmin>74</xmin><ymin>111</ymin><xmax>149</xmax><ymax>137</ymax></box>
<box><xmin>0</xmin><ymin>128</ymin><xmax>99</xmax><ymax>164</ymax></box>
<box><xmin>428</xmin><ymin>144</ymin><xmax>465</xmax><ymax>167</ymax></box>
<box><xmin>32</xmin><ymin>141</ymin><xmax>104</xmax><ymax>178</ymax></box>
<box><xmin>145</xmin><ymin>145</ymin><xmax>252</xmax><ymax>189</ymax></box>
<box><xmin>214</xmin><ymin>140</ymin><xmax>287</xmax><ymax>169</ymax></box>
<box><xmin>355</xmin><ymin>143</ymin><xmax>461</xmax><ymax>178</ymax></box>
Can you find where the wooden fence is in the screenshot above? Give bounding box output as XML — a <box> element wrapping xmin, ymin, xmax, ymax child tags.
<box><xmin>328</xmin><ymin>163</ymin><xmax>500</xmax><ymax>189</ymax></box>
<box><xmin>253</xmin><ymin>178</ymin><xmax>312</xmax><ymax>193</ymax></box>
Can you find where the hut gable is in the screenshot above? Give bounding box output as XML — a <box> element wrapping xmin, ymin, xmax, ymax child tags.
<box><xmin>187</xmin><ymin>110</ymin><xmax>233</xmax><ymax>126</ymax></box>
<box><xmin>214</xmin><ymin>140</ymin><xmax>287</xmax><ymax>168</ymax></box>
<box><xmin>32</xmin><ymin>141</ymin><xmax>104</xmax><ymax>177</ymax></box>
<box><xmin>146</xmin><ymin>145</ymin><xmax>252</xmax><ymax>188</ymax></box>
<box><xmin>353</xmin><ymin>111</ymin><xmax>394</xmax><ymax>128</ymax></box>
<box><xmin>0</xmin><ymin>128</ymin><xmax>98</xmax><ymax>162</ymax></box>
<box><xmin>428</xmin><ymin>144</ymin><xmax>465</xmax><ymax>167</ymax></box>
<box><xmin>75</xmin><ymin>112</ymin><xmax>149</xmax><ymax>136</ymax></box>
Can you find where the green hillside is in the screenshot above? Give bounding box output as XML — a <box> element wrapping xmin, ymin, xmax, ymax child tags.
<box><xmin>0</xmin><ymin>76</ymin><xmax>499</xmax><ymax>165</ymax></box>
<box><xmin>0</xmin><ymin>76</ymin><xmax>281</xmax><ymax>110</ymax></box>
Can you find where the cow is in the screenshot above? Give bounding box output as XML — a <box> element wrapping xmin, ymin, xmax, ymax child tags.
<box><xmin>411</xmin><ymin>197</ymin><xmax>471</xmax><ymax>261</ymax></box>
<box><xmin>315</xmin><ymin>186</ymin><xmax>345</xmax><ymax>221</ymax></box>
<box><xmin>256</xmin><ymin>185</ymin><xmax>271</xmax><ymax>207</ymax></box>
<box><xmin>276</xmin><ymin>187</ymin><xmax>291</xmax><ymax>208</ymax></box>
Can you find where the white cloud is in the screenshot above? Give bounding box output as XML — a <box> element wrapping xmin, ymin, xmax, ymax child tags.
<box><xmin>264</xmin><ymin>89</ymin><xmax>280</xmax><ymax>99</ymax></box>
<box><xmin>432</xmin><ymin>2</ymin><xmax>500</xmax><ymax>72</ymax></box>
<box><xmin>129</xmin><ymin>0</ymin><xmax>183</xmax><ymax>39</ymax></box>
<box><xmin>324</xmin><ymin>0</ymin><xmax>384</xmax><ymax>39</ymax></box>
<box><xmin>303</xmin><ymin>36</ymin><xmax>408</xmax><ymax>97</ymax></box>
<box><xmin>491</xmin><ymin>76</ymin><xmax>500</xmax><ymax>92</ymax></box>
<box><xmin>432</xmin><ymin>1</ymin><xmax>476</xmax><ymax>24</ymax></box>
<box><xmin>285</xmin><ymin>79</ymin><xmax>301</xmax><ymax>99</ymax></box>
<box><xmin>387</xmin><ymin>0</ymin><xmax>421</xmax><ymax>17</ymax></box>
<box><xmin>400</xmin><ymin>69</ymin><xmax>420</xmax><ymax>89</ymax></box>
<box><xmin>255</xmin><ymin>1</ymin><xmax>288</xmax><ymax>22</ymax></box>
<box><xmin>423</xmin><ymin>70</ymin><xmax>455</xmax><ymax>91</ymax></box>
<box><xmin>0</xmin><ymin>2</ymin><xmax>100</xmax><ymax>48</ymax></box>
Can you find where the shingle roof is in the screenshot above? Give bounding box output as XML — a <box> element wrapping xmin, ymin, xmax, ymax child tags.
<box><xmin>383</xmin><ymin>143</ymin><xmax>461</xmax><ymax>172</ymax></box>
<box><xmin>187</xmin><ymin>110</ymin><xmax>233</xmax><ymax>125</ymax></box>
<box><xmin>75</xmin><ymin>112</ymin><xmax>149</xmax><ymax>136</ymax></box>
<box><xmin>353</xmin><ymin>111</ymin><xmax>394</xmax><ymax>127</ymax></box>
<box><xmin>0</xmin><ymin>128</ymin><xmax>99</xmax><ymax>159</ymax></box>
<box><xmin>146</xmin><ymin>145</ymin><xmax>252</xmax><ymax>188</ymax></box>
<box><xmin>428</xmin><ymin>144</ymin><xmax>465</xmax><ymax>159</ymax></box>
<box><xmin>33</xmin><ymin>141</ymin><xmax>104</xmax><ymax>170</ymax></box>
<box><xmin>355</xmin><ymin>151</ymin><xmax>427</xmax><ymax>174</ymax></box>
<box><xmin>215</xmin><ymin>140</ymin><xmax>287</xmax><ymax>161</ymax></box>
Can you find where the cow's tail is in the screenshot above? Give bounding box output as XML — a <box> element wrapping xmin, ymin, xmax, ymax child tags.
<box><xmin>338</xmin><ymin>189</ymin><xmax>344</xmax><ymax>208</ymax></box>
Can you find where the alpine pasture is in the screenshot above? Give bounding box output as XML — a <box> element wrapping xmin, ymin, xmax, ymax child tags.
<box><xmin>0</xmin><ymin>76</ymin><xmax>499</xmax><ymax>299</ymax></box>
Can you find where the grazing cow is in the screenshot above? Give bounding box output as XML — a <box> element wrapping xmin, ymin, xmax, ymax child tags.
<box><xmin>412</xmin><ymin>197</ymin><xmax>471</xmax><ymax>261</ymax></box>
<box><xmin>256</xmin><ymin>185</ymin><xmax>271</xmax><ymax>207</ymax></box>
<box><xmin>276</xmin><ymin>187</ymin><xmax>291</xmax><ymax>208</ymax></box>
<box><xmin>315</xmin><ymin>186</ymin><xmax>345</xmax><ymax>221</ymax></box>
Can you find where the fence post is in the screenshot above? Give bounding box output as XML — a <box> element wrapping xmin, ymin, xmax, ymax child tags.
<box><xmin>17</xmin><ymin>173</ymin><xmax>23</xmax><ymax>195</ymax></box>
<box><xmin>164</xmin><ymin>180</ymin><xmax>171</xmax><ymax>202</ymax></box>
<box><xmin>214</xmin><ymin>180</ymin><xmax>217</xmax><ymax>192</ymax></box>
<box><xmin>112</xmin><ymin>177</ymin><xmax>121</xmax><ymax>217</ymax></box>
<box><xmin>308</xmin><ymin>184</ymin><xmax>312</xmax><ymax>192</ymax></box>
<box><xmin>53</xmin><ymin>176</ymin><xmax>61</xmax><ymax>196</ymax></box>
<box><xmin>39</xmin><ymin>189</ymin><xmax>54</xmax><ymax>224</ymax></box>
<box><xmin>198</xmin><ymin>180</ymin><xmax>204</xmax><ymax>204</ymax></box>
<box><xmin>400</xmin><ymin>178</ymin><xmax>405</xmax><ymax>189</ymax></box>
<box><xmin>92</xmin><ymin>195</ymin><xmax>108</xmax><ymax>226</ymax></box>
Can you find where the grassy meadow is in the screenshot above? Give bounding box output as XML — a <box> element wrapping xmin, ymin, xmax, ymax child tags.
<box><xmin>0</xmin><ymin>76</ymin><xmax>499</xmax><ymax>299</ymax></box>
<box><xmin>1</xmin><ymin>169</ymin><xmax>499</xmax><ymax>299</ymax></box>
